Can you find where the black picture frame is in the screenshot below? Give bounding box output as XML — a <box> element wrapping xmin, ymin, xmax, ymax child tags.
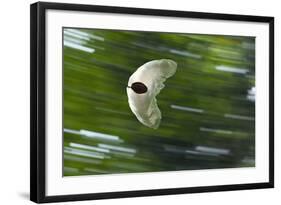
<box><xmin>30</xmin><ymin>2</ymin><xmax>274</xmax><ymax>203</ymax></box>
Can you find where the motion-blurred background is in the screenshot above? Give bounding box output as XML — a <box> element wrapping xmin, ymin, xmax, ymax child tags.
<box><xmin>63</xmin><ymin>28</ymin><xmax>255</xmax><ymax>176</ymax></box>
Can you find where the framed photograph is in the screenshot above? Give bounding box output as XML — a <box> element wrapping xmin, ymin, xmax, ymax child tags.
<box><xmin>30</xmin><ymin>2</ymin><xmax>274</xmax><ymax>203</ymax></box>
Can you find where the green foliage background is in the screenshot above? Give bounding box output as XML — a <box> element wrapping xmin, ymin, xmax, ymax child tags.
<box><xmin>63</xmin><ymin>28</ymin><xmax>255</xmax><ymax>176</ymax></box>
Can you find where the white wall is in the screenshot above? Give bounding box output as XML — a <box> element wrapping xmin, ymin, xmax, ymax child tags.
<box><xmin>0</xmin><ymin>0</ymin><xmax>279</xmax><ymax>204</ymax></box>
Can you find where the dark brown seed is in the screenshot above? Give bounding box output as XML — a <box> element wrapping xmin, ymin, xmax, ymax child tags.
<box><xmin>130</xmin><ymin>82</ymin><xmax>148</xmax><ymax>94</ymax></box>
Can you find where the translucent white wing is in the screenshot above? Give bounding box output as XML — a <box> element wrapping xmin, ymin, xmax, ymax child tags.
<box><xmin>126</xmin><ymin>59</ymin><xmax>177</xmax><ymax>129</ymax></box>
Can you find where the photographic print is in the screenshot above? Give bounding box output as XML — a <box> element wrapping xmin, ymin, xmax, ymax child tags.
<box><xmin>30</xmin><ymin>2</ymin><xmax>273</xmax><ymax>202</ymax></box>
<box><xmin>63</xmin><ymin>28</ymin><xmax>255</xmax><ymax>176</ymax></box>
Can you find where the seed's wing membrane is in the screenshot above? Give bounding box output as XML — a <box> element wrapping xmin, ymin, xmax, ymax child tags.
<box><xmin>126</xmin><ymin>59</ymin><xmax>177</xmax><ymax>129</ymax></box>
